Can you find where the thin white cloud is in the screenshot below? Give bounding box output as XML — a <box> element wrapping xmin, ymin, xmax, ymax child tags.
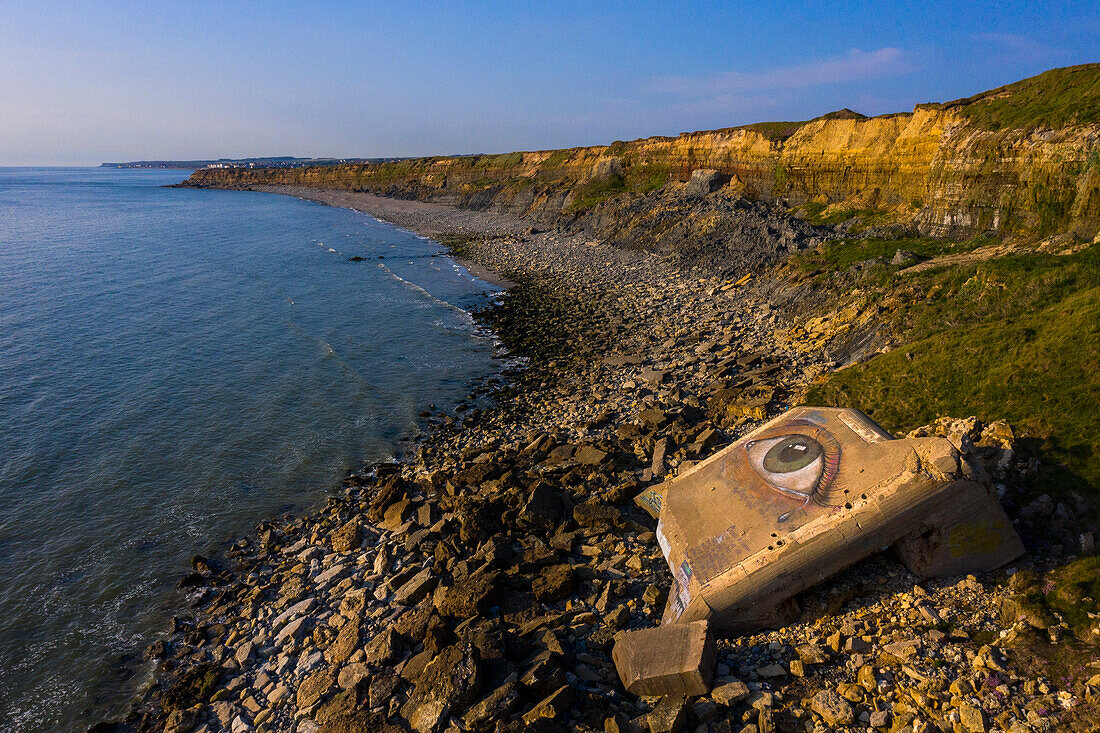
<box><xmin>645</xmin><ymin>48</ymin><xmax>912</xmax><ymax>97</ymax></box>
<box><xmin>971</xmin><ymin>32</ymin><xmax>1052</xmax><ymax>60</ymax></box>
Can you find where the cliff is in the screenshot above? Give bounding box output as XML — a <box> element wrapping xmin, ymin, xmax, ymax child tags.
<box><xmin>182</xmin><ymin>64</ymin><xmax>1100</xmax><ymax>241</ymax></box>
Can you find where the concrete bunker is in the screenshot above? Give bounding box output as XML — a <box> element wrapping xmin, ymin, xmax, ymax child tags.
<box><xmin>633</xmin><ymin>406</ymin><xmax>1024</xmax><ymax>632</ymax></box>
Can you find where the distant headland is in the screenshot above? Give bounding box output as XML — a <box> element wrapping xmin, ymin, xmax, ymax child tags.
<box><xmin>100</xmin><ymin>156</ymin><xmax>410</xmax><ymax>170</ymax></box>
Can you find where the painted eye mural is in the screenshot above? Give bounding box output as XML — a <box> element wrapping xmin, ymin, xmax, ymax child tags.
<box><xmin>744</xmin><ymin>419</ymin><xmax>841</xmax><ymax>522</ymax></box>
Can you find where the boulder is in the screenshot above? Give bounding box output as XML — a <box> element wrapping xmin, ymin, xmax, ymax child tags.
<box><xmin>532</xmin><ymin>564</ymin><xmax>575</xmax><ymax>602</ymax></box>
<box><xmin>369</xmin><ymin>674</ymin><xmax>401</xmax><ymax>710</ymax></box>
<box><xmin>434</xmin><ymin>569</ymin><xmax>501</xmax><ymax>618</ymax></box>
<box><xmin>394</xmin><ymin>568</ymin><xmax>438</xmax><ymax>605</ymax></box>
<box><xmin>573</xmin><ymin>502</ymin><xmax>621</xmax><ymax>529</ymax></box>
<box><xmin>646</xmin><ymin>696</ymin><xmax>688</xmax><ymax>733</ymax></box>
<box><xmin>957</xmin><ymin>702</ymin><xmax>987</xmax><ymax>732</ymax></box>
<box><xmin>296</xmin><ymin>666</ymin><xmax>336</xmax><ymax>710</ymax></box>
<box><xmin>686</xmin><ymin>168</ymin><xmax>722</xmax><ymax>197</ymax></box>
<box><xmin>143</xmin><ymin>639</ymin><xmax>169</xmax><ymax>660</ymax></box>
<box><xmin>363</xmin><ymin>628</ymin><xmax>400</xmax><ymax>665</ymax></box>
<box><xmin>518</xmin><ymin>482</ymin><xmax>564</xmax><ymax>529</ymax></box>
<box><xmin>337</xmin><ymin>662</ymin><xmax>369</xmax><ymax>690</ymax></box>
<box><xmin>711</xmin><ymin>678</ymin><xmax>750</xmax><ymax>706</ymax></box>
<box><xmin>324</xmin><ymin>616</ymin><xmax>361</xmax><ymax>666</ymax></box>
<box><xmin>330</xmin><ymin>518</ymin><xmax>361</xmax><ymax>553</ymax></box>
<box><xmin>464</xmin><ymin>680</ymin><xmax>520</xmax><ymax>729</ymax></box>
<box><xmin>891</xmin><ymin>249</ymin><xmax>919</xmax><ymax>266</ymax></box>
<box><xmin>809</xmin><ymin>689</ymin><xmax>854</xmax><ymax>727</ymax></box>
<box><xmin>573</xmin><ymin>445</ymin><xmax>609</xmax><ymax>465</ymax></box>
<box><xmin>521</xmin><ymin>684</ymin><xmax>574</xmax><ymax>726</ymax></box>
<box><xmin>400</xmin><ymin>642</ymin><xmax>482</xmax><ymax>733</ymax></box>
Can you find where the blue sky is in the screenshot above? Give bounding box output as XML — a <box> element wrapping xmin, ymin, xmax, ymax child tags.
<box><xmin>1</xmin><ymin>1</ymin><xmax>1097</xmax><ymax>165</ymax></box>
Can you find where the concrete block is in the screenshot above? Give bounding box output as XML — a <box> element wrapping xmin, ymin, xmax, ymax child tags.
<box><xmin>612</xmin><ymin>619</ymin><xmax>716</xmax><ymax>696</ymax></box>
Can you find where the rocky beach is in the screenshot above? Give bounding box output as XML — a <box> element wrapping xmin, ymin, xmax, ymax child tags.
<box><xmin>107</xmin><ymin>182</ymin><xmax>1100</xmax><ymax>733</ymax></box>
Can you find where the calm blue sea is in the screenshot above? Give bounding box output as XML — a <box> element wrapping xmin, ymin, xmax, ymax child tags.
<box><xmin>0</xmin><ymin>168</ymin><xmax>502</xmax><ymax>731</ymax></box>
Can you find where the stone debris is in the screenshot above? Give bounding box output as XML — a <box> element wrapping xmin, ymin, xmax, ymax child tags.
<box><xmin>646</xmin><ymin>695</ymin><xmax>689</xmax><ymax>733</ymax></box>
<box><xmin>114</xmin><ymin>192</ymin><xmax>1100</xmax><ymax>733</ymax></box>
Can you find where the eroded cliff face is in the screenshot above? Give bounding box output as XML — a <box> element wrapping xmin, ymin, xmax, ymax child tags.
<box><xmin>183</xmin><ymin>75</ymin><xmax>1100</xmax><ymax>241</ymax></box>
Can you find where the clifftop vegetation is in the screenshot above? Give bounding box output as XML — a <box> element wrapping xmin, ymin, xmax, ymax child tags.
<box><xmin>798</xmin><ymin>237</ymin><xmax>1100</xmax><ymax>496</ymax></box>
<box><xmin>945</xmin><ymin>63</ymin><xmax>1100</xmax><ymax>130</ymax></box>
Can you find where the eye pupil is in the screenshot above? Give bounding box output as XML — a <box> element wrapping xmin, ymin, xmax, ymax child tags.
<box><xmin>762</xmin><ymin>436</ymin><xmax>823</xmax><ymax>473</ymax></box>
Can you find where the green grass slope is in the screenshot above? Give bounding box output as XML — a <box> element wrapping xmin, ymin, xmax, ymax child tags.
<box><xmin>803</xmin><ymin>242</ymin><xmax>1100</xmax><ymax>495</ymax></box>
<box><xmin>947</xmin><ymin>63</ymin><xmax>1100</xmax><ymax>130</ymax></box>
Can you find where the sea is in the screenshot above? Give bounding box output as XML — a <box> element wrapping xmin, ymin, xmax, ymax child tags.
<box><xmin>0</xmin><ymin>167</ymin><xmax>504</xmax><ymax>731</ymax></box>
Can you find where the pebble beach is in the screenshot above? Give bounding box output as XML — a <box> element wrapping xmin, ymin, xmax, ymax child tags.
<box><xmin>113</xmin><ymin>188</ymin><xmax>1094</xmax><ymax>733</ymax></box>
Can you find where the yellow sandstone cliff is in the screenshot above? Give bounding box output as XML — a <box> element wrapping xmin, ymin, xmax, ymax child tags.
<box><xmin>183</xmin><ymin>64</ymin><xmax>1100</xmax><ymax>240</ymax></box>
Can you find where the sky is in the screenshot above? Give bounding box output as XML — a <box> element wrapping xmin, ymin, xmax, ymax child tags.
<box><xmin>1</xmin><ymin>1</ymin><xmax>1097</xmax><ymax>165</ymax></box>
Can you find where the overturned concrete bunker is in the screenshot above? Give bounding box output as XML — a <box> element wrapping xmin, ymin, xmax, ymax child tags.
<box><xmin>635</xmin><ymin>406</ymin><xmax>1024</xmax><ymax>632</ymax></box>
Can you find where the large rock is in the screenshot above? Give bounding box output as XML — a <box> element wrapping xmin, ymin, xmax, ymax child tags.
<box><xmin>520</xmin><ymin>650</ymin><xmax>567</xmax><ymax>698</ymax></box>
<box><xmin>957</xmin><ymin>702</ymin><xmax>987</xmax><ymax>732</ymax></box>
<box><xmin>330</xmin><ymin>518</ymin><xmax>361</xmax><ymax>553</ymax></box>
<box><xmin>532</xmin><ymin>564</ymin><xmax>575</xmax><ymax>602</ymax></box>
<box><xmin>394</xmin><ymin>568</ymin><xmax>438</xmax><ymax>605</ymax></box>
<box><xmin>463</xmin><ymin>680</ymin><xmax>519</xmax><ymax>730</ymax></box>
<box><xmin>685</xmin><ymin>168</ymin><xmax>722</xmax><ymax>197</ymax></box>
<box><xmin>573</xmin><ymin>445</ymin><xmax>609</xmax><ymax>465</ymax></box>
<box><xmin>711</xmin><ymin>678</ymin><xmax>749</xmax><ymax>706</ymax></box>
<box><xmin>810</xmin><ymin>689</ymin><xmax>854</xmax><ymax>727</ymax></box>
<box><xmin>324</xmin><ymin>616</ymin><xmax>361</xmax><ymax>666</ymax></box>
<box><xmin>337</xmin><ymin>663</ymin><xmax>369</xmax><ymax>690</ymax></box>
<box><xmin>519</xmin><ymin>482</ymin><xmax>565</xmax><ymax>529</ymax></box>
<box><xmin>573</xmin><ymin>502</ymin><xmax>621</xmax><ymax>529</ymax></box>
<box><xmin>612</xmin><ymin>619</ymin><xmax>716</xmax><ymax>696</ymax></box>
<box><xmin>367</xmin><ymin>478</ymin><xmax>406</xmax><ymax>523</ymax></box>
<box><xmin>434</xmin><ymin>569</ymin><xmax>501</xmax><ymax>618</ymax></box>
<box><xmin>160</xmin><ymin>663</ymin><xmax>222</xmax><ymax>712</ymax></box>
<box><xmin>381</xmin><ymin>497</ymin><xmax>412</xmax><ymax>530</ymax></box>
<box><xmin>363</xmin><ymin>628</ymin><xmax>400</xmax><ymax>665</ymax></box>
<box><xmin>296</xmin><ymin>667</ymin><xmax>336</xmax><ymax>710</ymax></box>
<box><xmin>646</xmin><ymin>695</ymin><xmax>688</xmax><ymax>733</ymax></box>
<box><xmin>400</xmin><ymin>642</ymin><xmax>482</xmax><ymax>733</ymax></box>
<box><xmin>521</xmin><ymin>684</ymin><xmax>574</xmax><ymax>726</ymax></box>
<box><xmin>369</xmin><ymin>674</ymin><xmax>401</xmax><ymax>710</ymax></box>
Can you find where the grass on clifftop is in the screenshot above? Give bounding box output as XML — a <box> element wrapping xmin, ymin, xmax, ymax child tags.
<box><xmin>802</xmin><ymin>241</ymin><xmax>1100</xmax><ymax>495</ymax></box>
<box><xmin>737</xmin><ymin>109</ymin><xmax>868</xmax><ymax>142</ymax></box>
<box><xmin>737</xmin><ymin>120</ymin><xmax>810</xmax><ymax>142</ymax></box>
<box><xmin>951</xmin><ymin>63</ymin><xmax>1100</xmax><ymax>130</ymax></box>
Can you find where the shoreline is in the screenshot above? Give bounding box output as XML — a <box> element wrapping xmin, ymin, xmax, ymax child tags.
<box><xmin>116</xmin><ymin>185</ymin><xmax>822</xmax><ymax>731</ymax></box>
<box><xmin>449</xmin><ymin>256</ymin><xmax>516</xmax><ymax>290</ymax></box>
<box><xmin>114</xmin><ymin>187</ymin><xmax>1074</xmax><ymax>733</ymax></box>
<box><xmin>254</xmin><ymin>185</ymin><xmax>521</xmax><ymax>289</ymax></box>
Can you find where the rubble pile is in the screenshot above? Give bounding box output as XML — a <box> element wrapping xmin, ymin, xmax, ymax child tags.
<box><xmin>114</xmin><ymin>198</ymin><xmax>1100</xmax><ymax>733</ymax></box>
